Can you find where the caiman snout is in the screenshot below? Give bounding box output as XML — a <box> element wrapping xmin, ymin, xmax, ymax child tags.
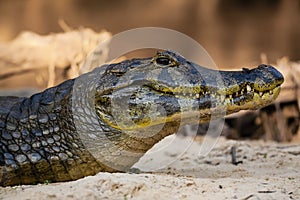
<box><xmin>246</xmin><ymin>64</ymin><xmax>284</xmax><ymax>91</ymax></box>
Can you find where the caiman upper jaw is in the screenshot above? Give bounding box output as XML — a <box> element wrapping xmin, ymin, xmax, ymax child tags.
<box><xmin>144</xmin><ymin>63</ymin><xmax>283</xmax><ymax>103</ymax></box>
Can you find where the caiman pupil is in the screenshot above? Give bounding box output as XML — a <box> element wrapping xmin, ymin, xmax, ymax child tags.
<box><xmin>155</xmin><ymin>57</ymin><xmax>173</xmax><ymax>66</ymax></box>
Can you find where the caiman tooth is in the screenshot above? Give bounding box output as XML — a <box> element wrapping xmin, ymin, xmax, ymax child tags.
<box><xmin>225</xmin><ymin>98</ymin><xmax>231</xmax><ymax>105</ymax></box>
<box><xmin>259</xmin><ymin>92</ymin><xmax>263</xmax><ymax>96</ymax></box>
<box><xmin>246</xmin><ymin>85</ymin><xmax>251</xmax><ymax>92</ymax></box>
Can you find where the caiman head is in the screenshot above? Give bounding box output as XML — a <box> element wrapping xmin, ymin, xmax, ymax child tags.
<box><xmin>95</xmin><ymin>50</ymin><xmax>284</xmax><ymax>132</ymax></box>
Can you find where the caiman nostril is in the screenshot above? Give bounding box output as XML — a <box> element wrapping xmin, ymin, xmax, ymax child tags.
<box><xmin>242</xmin><ymin>68</ymin><xmax>250</xmax><ymax>73</ymax></box>
<box><xmin>258</xmin><ymin>64</ymin><xmax>268</xmax><ymax>68</ymax></box>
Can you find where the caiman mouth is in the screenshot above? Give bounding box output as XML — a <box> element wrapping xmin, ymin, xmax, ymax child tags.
<box><xmin>95</xmin><ymin>81</ymin><xmax>282</xmax><ymax>131</ymax></box>
<box><xmin>143</xmin><ymin>81</ymin><xmax>282</xmax><ymax>106</ymax></box>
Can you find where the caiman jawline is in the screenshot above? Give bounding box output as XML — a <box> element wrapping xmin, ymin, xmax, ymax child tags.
<box><xmin>145</xmin><ymin>83</ymin><xmax>282</xmax><ymax>106</ymax></box>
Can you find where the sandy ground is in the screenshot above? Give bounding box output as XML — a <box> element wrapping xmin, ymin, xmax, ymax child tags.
<box><xmin>0</xmin><ymin>135</ymin><xmax>299</xmax><ymax>200</ymax></box>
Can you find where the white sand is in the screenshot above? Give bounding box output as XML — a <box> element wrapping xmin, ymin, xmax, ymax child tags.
<box><xmin>1</xmin><ymin>136</ymin><xmax>299</xmax><ymax>200</ymax></box>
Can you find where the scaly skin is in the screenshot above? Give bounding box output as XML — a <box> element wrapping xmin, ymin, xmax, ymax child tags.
<box><xmin>0</xmin><ymin>50</ymin><xmax>284</xmax><ymax>186</ymax></box>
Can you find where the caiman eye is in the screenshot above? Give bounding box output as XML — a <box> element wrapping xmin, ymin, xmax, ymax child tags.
<box><xmin>155</xmin><ymin>57</ymin><xmax>172</xmax><ymax>66</ymax></box>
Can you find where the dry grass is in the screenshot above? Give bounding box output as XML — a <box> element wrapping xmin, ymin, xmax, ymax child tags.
<box><xmin>0</xmin><ymin>24</ymin><xmax>111</xmax><ymax>88</ymax></box>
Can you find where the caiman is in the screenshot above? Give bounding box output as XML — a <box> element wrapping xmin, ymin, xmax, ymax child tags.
<box><xmin>0</xmin><ymin>50</ymin><xmax>284</xmax><ymax>186</ymax></box>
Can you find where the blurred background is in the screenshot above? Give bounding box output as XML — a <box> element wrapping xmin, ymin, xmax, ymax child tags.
<box><xmin>0</xmin><ymin>0</ymin><xmax>299</xmax><ymax>68</ymax></box>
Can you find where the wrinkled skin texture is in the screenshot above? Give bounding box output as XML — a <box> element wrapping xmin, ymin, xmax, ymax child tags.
<box><xmin>0</xmin><ymin>50</ymin><xmax>284</xmax><ymax>186</ymax></box>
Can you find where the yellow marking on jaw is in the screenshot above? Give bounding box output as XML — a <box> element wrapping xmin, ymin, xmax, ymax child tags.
<box><xmin>172</xmin><ymin>86</ymin><xmax>203</xmax><ymax>95</ymax></box>
<box><xmin>98</xmin><ymin>110</ymin><xmax>192</xmax><ymax>131</ymax></box>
